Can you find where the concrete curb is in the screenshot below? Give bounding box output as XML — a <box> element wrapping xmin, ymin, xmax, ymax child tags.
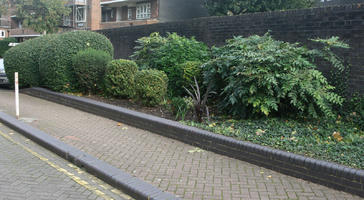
<box><xmin>0</xmin><ymin>111</ymin><xmax>178</xmax><ymax>200</ymax></box>
<box><xmin>22</xmin><ymin>87</ymin><xmax>364</xmax><ymax>197</ymax></box>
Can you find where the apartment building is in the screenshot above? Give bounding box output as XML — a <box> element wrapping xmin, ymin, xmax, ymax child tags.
<box><xmin>1</xmin><ymin>0</ymin><xmax>207</xmax><ymax>41</ymax></box>
<box><xmin>64</xmin><ymin>0</ymin><xmax>208</xmax><ymax>30</ymax></box>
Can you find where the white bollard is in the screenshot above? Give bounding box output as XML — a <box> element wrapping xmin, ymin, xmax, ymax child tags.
<box><xmin>15</xmin><ymin>72</ymin><xmax>19</xmax><ymax>119</ymax></box>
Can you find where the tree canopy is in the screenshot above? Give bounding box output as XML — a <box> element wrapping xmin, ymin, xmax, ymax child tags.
<box><xmin>1</xmin><ymin>0</ymin><xmax>70</xmax><ymax>34</ymax></box>
<box><xmin>203</xmin><ymin>0</ymin><xmax>315</xmax><ymax>16</ymax></box>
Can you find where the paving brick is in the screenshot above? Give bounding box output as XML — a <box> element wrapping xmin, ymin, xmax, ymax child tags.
<box><xmin>0</xmin><ymin>122</ymin><xmax>130</xmax><ymax>200</ymax></box>
<box><xmin>0</xmin><ymin>90</ymin><xmax>363</xmax><ymax>200</ymax></box>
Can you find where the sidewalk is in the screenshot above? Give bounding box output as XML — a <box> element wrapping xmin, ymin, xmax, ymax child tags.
<box><xmin>0</xmin><ymin>89</ymin><xmax>362</xmax><ymax>200</ymax></box>
<box><xmin>0</xmin><ymin>118</ymin><xmax>131</xmax><ymax>200</ymax></box>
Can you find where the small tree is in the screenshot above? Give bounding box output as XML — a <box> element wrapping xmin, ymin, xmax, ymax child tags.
<box><xmin>13</xmin><ymin>0</ymin><xmax>70</xmax><ymax>34</ymax></box>
<box><xmin>203</xmin><ymin>0</ymin><xmax>314</xmax><ymax>16</ymax></box>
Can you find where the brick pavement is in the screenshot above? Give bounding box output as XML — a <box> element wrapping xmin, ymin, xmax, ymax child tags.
<box><xmin>0</xmin><ymin>89</ymin><xmax>362</xmax><ymax>200</ymax></box>
<box><xmin>0</xmin><ymin>120</ymin><xmax>132</xmax><ymax>200</ymax></box>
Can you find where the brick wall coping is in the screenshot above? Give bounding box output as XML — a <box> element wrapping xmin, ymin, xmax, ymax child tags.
<box><xmin>22</xmin><ymin>87</ymin><xmax>364</xmax><ymax>197</ymax></box>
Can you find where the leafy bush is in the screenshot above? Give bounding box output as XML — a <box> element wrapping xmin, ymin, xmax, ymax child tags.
<box><xmin>131</xmin><ymin>32</ymin><xmax>209</xmax><ymax>96</ymax></box>
<box><xmin>203</xmin><ymin>33</ymin><xmax>344</xmax><ymax>119</ymax></box>
<box><xmin>104</xmin><ymin>59</ymin><xmax>138</xmax><ymax>98</ymax></box>
<box><xmin>72</xmin><ymin>49</ymin><xmax>112</xmax><ymax>94</ymax></box>
<box><xmin>4</xmin><ymin>35</ymin><xmax>56</xmax><ymax>88</ymax></box>
<box><xmin>167</xmin><ymin>61</ymin><xmax>203</xmax><ymax>96</ymax></box>
<box><xmin>134</xmin><ymin>69</ymin><xmax>168</xmax><ymax>106</ymax></box>
<box><xmin>0</xmin><ymin>37</ymin><xmax>16</xmax><ymax>58</ymax></box>
<box><xmin>39</xmin><ymin>31</ymin><xmax>114</xmax><ymax>91</ymax></box>
<box><xmin>310</xmin><ymin>37</ymin><xmax>350</xmax><ymax>98</ymax></box>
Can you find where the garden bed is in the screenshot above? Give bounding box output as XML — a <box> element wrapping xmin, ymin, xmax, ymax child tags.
<box><xmin>184</xmin><ymin>117</ymin><xmax>364</xmax><ymax>170</ymax></box>
<box><xmin>71</xmin><ymin>92</ymin><xmax>364</xmax><ymax>170</ymax></box>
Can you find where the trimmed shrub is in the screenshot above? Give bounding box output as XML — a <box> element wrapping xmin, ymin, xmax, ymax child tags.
<box><xmin>134</xmin><ymin>69</ymin><xmax>168</xmax><ymax>106</ymax></box>
<box><xmin>203</xmin><ymin>33</ymin><xmax>344</xmax><ymax>119</ymax></box>
<box><xmin>0</xmin><ymin>37</ymin><xmax>16</xmax><ymax>58</ymax></box>
<box><xmin>131</xmin><ymin>32</ymin><xmax>209</xmax><ymax>96</ymax></box>
<box><xmin>3</xmin><ymin>35</ymin><xmax>56</xmax><ymax>88</ymax></box>
<box><xmin>104</xmin><ymin>59</ymin><xmax>138</xmax><ymax>98</ymax></box>
<box><xmin>39</xmin><ymin>31</ymin><xmax>113</xmax><ymax>92</ymax></box>
<box><xmin>72</xmin><ymin>48</ymin><xmax>112</xmax><ymax>94</ymax></box>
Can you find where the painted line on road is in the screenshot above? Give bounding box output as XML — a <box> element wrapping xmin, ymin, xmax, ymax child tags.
<box><xmin>0</xmin><ymin>129</ymin><xmax>115</xmax><ymax>200</ymax></box>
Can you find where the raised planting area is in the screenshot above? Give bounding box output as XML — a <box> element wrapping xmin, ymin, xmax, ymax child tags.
<box><xmin>184</xmin><ymin>117</ymin><xmax>364</xmax><ymax>170</ymax></box>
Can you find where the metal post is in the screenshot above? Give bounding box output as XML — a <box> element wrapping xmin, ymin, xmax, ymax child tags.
<box><xmin>15</xmin><ymin>72</ymin><xmax>19</xmax><ymax>119</ymax></box>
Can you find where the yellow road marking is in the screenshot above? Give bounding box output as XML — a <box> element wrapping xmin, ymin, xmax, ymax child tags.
<box><xmin>0</xmin><ymin>130</ymin><xmax>114</xmax><ymax>200</ymax></box>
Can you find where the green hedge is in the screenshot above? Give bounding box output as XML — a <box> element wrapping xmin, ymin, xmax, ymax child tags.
<box><xmin>131</xmin><ymin>32</ymin><xmax>209</xmax><ymax>96</ymax></box>
<box><xmin>72</xmin><ymin>48</ymin><xmax>112</xmax><ymax>94</ymax></box>
<box><xmin>134</xmin><ymin>69</ymin><xmax>168</xmax><ymax>106</ymax></box>
<box><xmin>0</xmin><ymin>38</ymin><xmax>16</xmax><ymax>58</ymax></box>
<box><xmin>104</xmin><ymin>59</ymin><xmax>138</xmax><ymax>98</ymax></box>
<box><xmin>3</xmin><ymin>35</ymin><xmax>56</xmax><ymax>88</ymax></box>
<box><xmin>39</xmin><ymin>31</ymin><xmax>114</xmax><ymax>91</ymax></box>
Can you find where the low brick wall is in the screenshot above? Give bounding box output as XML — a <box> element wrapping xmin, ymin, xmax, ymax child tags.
<box><xmin>22</xmin><ymin>87</ymin><xmax>364</xmax><ymax>197</ymax></box>
<box><xmin>99</xmin><ymin>4</ymin><xmax>364</xmax><ymax>93</ymax></box>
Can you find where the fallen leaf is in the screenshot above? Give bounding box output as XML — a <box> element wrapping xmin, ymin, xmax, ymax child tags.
<box><xmin>332</xmin><ymin>131</ymin><xmax>343</xmax><ymax>142</ymax></box>
<box><xmin>255</xmin><ymin>129</ymin><xmax>265</xmax><ymax>136</ymax></box>
<box><xmin>122</xmin><ymin>127</ymin><xmax>128</xmax><ymax>130</ymax></box>
<box><xmin>267</xmin><ymin>175</ymin><xmax>272</xmax><ymax>178</ymax></box>
<box><xmin>9</xmin><ymin>132</ymin><xmax>14</xmax><ymax>135</ymax></box>
<box><xmin>117</xmin><ymin>123</ymin><xmax>122</xmax><ymax>126</ymax></box>
<box><xmin>188</xmin><ymin>147</ymin><xmax>205</xmax><ymax>154</ymax></box>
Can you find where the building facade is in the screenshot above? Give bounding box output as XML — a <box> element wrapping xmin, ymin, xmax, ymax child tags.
<box><xmin>1</xmin><ymin>0</ymin><xmax>207</xmax><ymax>40</ymax></box>
<box><xmin>63</xmin><ymin>0</ymin><xmax>208</xmax><ymax>30</ymax></box>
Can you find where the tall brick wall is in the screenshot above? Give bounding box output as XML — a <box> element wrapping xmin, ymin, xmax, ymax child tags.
<box><xmin>99</xmin><ymin>4</ymin><xmax>364</xmax><ymax>93</ymax></box>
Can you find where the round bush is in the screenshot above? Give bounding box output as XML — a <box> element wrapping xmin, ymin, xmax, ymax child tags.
<box><xmin>4</xmin><ymin>35</ymin><xmax>56</xmax><ymax>88</ymax></box>
<box><xmin>134</xmin><ymin>69</ymin><xmax>168</xmax><ymax>106</ymax></box>
<box><xmin>0</xmin><ymin>37</ymin><xmax>16</xmax><ymax>58</ymax></box>
<box><xmin>104</xmin><ymin>59</ymin><xmax>138</xmax><ymax>98</ymax></box>
<box><xmin>72</xmin><ymin>48</ymin><xmax>112</xmax><ymax>94</ymax></box>
<box><xmin>39</xmin><ymin>31</ymin><xmax>114</xmax><ymax>91</ymax></box>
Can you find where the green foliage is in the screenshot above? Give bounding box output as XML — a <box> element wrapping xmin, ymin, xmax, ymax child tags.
<box><xmin>131</xmin><ymin>32</ymin><xmax>209</xmax><ymax>96</ymax></box>
<box><xmin>12</xmin><ymin>0</ymin><xmax>71</xmax><ymax>34</ymax></box>
<box><xmin>310</xmin><ymin>37</ymin><xmax>351</xmax><ymax>97</ymax></box>
<box><xmin>171</xmin><ymin>97</ymin><xmax>193</xmax><ymax>121</ymax></box>
<box><xmin>203</xmin><ymin>33</ymin><xmax>344</xmax><ymax>119</ymax></box>
<box><xmin>0</xmin><ymin>0</ymin><xmax>11</xmax><ymax>16</ymax></box>
<box><xmin>72</xmin><ymin>49</ymin><xmax>112</xmax><ymax>94</ymax></box>
<box><xmin>339</xmin><ymin>93</ymin><xmax>364</xmax><ymax>130</ymax></box>
<box><xmin>134</xmin><ymin>69</ymin><xmax>168</xmax><ymax>106</ymax></box>
<box><xmin>203</xmin><ymin>0</ymin><xmax>314</xmax><ymax>16</ymax></box>
<box><xmin>181</xmin><ymin>61</ymin><xmax>203</xmax><ymax>85</ymax></box>
<box><xmin>39</xmin><ymin>31</ymin><xmax>114</xmax><ymax>92</ymax></box>
<box><xmin>184</xmin><ymin>117</ymin><xmax>364</xmax><ymax>169</ymax></box>
<box><xmin>0</xmin><ymin>38</ymin><xmax>16</xmax><ymax>58</ymax></box>
<box><xmin>104</xmin><ymin>59</ymin><xmax>138</xmax><ymax>98</ymax></box>
<box><xmin>3</xmin><ymin>35</ymin><xmax>56</xmax><ymax>88</ymax></box>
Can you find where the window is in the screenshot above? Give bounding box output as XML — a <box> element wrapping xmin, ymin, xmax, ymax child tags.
<box><xmin>128</xmin><ymin>8</ymin><xmax>133</xmax><ymax>20</ymax></box>
<box><xmin>63</xmin><ymin>15</ymin><xmax>71</xmax><ymax>27</ymax></box>
<box><xmin>136</xmin><ymin>3</ymin><xmax>151</xmax><ymax>19</ymax></box>
<box><xmin>76</xmin><ymin>5</ymin><xmax>86</xmax><ymax>22</ymax></box>
<box><xmin>0</xmin><ymin>30</ymin><xmax>5</xmax><ymax>38</ymax></box>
